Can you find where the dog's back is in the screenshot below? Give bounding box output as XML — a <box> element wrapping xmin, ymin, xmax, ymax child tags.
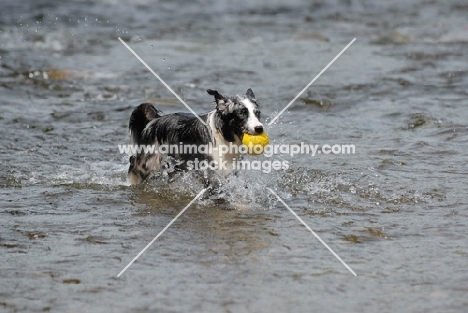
<box><xmin>128</xmin><ymin>103</ymin><xmax>213</xmax><ymax>184</ymax></box>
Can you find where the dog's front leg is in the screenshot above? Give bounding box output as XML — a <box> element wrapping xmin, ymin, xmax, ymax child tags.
<box><xmin>202</xmin><ymin>169</ymin><xmax>223</xmax><ymax>193</ymax></box>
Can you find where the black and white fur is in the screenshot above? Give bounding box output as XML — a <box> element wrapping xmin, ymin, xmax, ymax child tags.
<box><xmin>128</xmin><ymin>88</ymin><xmax>263</xmax><ymax>185</ymax></box>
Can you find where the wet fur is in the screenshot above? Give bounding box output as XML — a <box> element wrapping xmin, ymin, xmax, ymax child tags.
<box><xmin>128</xmin><ymin>89</ymin><xmax>263</xmax><ymax>185</ymax></box>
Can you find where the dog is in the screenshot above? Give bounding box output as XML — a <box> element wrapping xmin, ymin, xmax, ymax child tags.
<box><xmin>127</xmin><ymin>88</ymin><xmax>264</xmax><ymax>186</ymax></box>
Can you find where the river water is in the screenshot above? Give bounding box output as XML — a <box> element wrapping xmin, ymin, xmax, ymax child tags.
<box><xmin>1</xmin><ymin>0</ymin><xmax>468</xmax><ymax>312</ymax></box>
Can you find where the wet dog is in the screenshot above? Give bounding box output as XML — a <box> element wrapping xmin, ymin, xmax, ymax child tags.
<box><xmin>127</xmin><ymin>89</ymin><xmax>263</xmax><ymax>186</ymax></box>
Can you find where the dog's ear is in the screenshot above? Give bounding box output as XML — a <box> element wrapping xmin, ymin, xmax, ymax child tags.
<box><xmin>246</xmin><ymin>88</ymin><xmax>255</xmax><ymax>99</ymax></box>
<box><xmin>207</xmin><ymin>89</ymin><xmax>229</xmax><ymax>113</ymax></box>
<box><xmin>207</xmin><ymin>89</ymin><xmax>225</xmax><ymax>103</ymax></box>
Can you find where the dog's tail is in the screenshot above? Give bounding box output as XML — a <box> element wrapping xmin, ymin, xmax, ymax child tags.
<box><xmin>129</xmin><ymin>103</ymin><xmax>162</xmax><ymax>144</ymax></box>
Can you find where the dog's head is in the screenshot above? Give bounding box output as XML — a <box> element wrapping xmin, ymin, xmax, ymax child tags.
<box><xmin>207</xmin><ymin>88</ymin><xmax>263</xmax><ymax>142</ymax></box>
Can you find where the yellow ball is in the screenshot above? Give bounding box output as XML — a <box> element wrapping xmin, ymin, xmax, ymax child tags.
<box><xmin>242</xmin><ymin>132</ymin><xmax>269</xmax><ymax>156</ymax></box>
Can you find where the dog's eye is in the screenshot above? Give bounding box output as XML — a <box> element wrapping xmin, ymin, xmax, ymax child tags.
<box><xmin>255</xmin><ymin>111</ymin><xmax>261</xmax><ymax>118</ymax></box>
<box><xmin>239</xmin><ymin>108</ymin><xmax>248</xmax><ymax>116</ymax></box>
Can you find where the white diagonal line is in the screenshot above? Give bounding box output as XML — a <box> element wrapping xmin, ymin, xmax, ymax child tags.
<box><xmin>117</xmin><ymin>188</ymin><xmax>206</xmax><ymax>277</ymax></box>
<box><xmin>267</xmin><ymin>188</ymin><xmax>357</xmax><ymax>276</ymax></box>
<box><xmin>268</xmin><ymin>38</ymin><xmax>356</xmax><ymax>126</ymax></box>
<box><xmin>118</xmin><ymin>37</ymin><xmax>207</xmax><ymax>126</ymax></box>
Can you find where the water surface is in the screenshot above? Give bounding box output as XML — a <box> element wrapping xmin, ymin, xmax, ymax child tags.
<box><xmin>1</xmin><ymin>0</ymin><xmax>468</xmax><ymax>312</ymax></box>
